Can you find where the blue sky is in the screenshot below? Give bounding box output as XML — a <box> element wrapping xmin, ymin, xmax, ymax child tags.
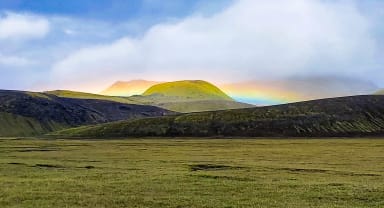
<box><xmin>0</xmin><ymin>0</ymin><xmax>232</xmax><ymax>23</ymax></box>
<box><xmin>0</xmin><ymin>0</ymin><xmax>383</xmax><ymax>92</ymax></box>
<box><xmin>0</xmin><ymin>0</ymin><xmax>178</xmax><ymax>17</ymax></box>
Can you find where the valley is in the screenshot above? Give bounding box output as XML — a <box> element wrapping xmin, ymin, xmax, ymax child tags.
<box><xmin>2</xmin><ymin>1</ymin><xmax>383</xmax><ymax>207</ymax></box>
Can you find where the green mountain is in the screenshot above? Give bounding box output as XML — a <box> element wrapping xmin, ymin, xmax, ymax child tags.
<box><xmin>131</xmin><ymin>80</ymin><xmax>252</xmax><ymax>112</ymax></box>
<box><xmin>46</xmin><ymin>87</ymin><xmax>253</xmax><ymax>113</ymax></box>
<box><xmin>143</xmin><ymin>80</ymin><xmax>233</xmax><ymax>101</ymax></box>
<box><xmin>50</xmin><ymin>95</ymin><xmax>384</xmax><ymax>138</ymax></box>
<box><xmin>0</xmin><ymin>90</ymin><xmax>173</xmax><ymax>136</ymax></box>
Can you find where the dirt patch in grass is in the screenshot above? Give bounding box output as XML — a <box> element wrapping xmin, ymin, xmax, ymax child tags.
<box><xmin>8</xmin><ymin>162</ymin><xmax>96</xmax><ymax>170</ymax></box>
<box><xmin>276</xmin><ymin>167</ymin><xmax>381</xmax><ymax>176</ymax></box>
<box><xmin>348</xmin><ymin>172</ymin><xmax>381</xmax><ymax>176</ymax></box>
<box><xmin>327</xmin><ymin>183</ymin><xmax>345</xmax><ymax>187</ymax></box>
<box><xmin>18</xmin><ymin>148</ymin><xmax>60</xmax><ymax>152</ymax></box>
<box><xmin>189</xmin><ymin>164</ymin><xmax>245</xmax><ymax>171</ymax></box>
<box><xmin>195</xmin><ymin>174</ymin><xmax>253</xmax><ymax>181</ymax></box>
<box><xmin>279</xmin><ymin>167</ymin><xmax>329</xmax><ymax>173</ymax></box>
<box><xmin>34</xmin><ymin>164</ymin><xmax>65</xmax><ymax>168</ymax></box>
<box><xmin>58</xmin><ymin>144</ymin><xmax>90</xmax><ymax>147</ymax></box>
<box><xmin>7</xmin><ymin>162</ymin><xmax>27</xmax><ymax>165</ymax></box>
<box><xmin>34</xmin><ymin>164</ymin><xmax>96</xmax><ymax>169</ymax></box>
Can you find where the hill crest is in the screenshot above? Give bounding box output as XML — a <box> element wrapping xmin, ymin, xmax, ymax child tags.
<box><xmin>142</xmin><ymin>80</ymin><xmax>233</xmax><ymax>101</ymax></box>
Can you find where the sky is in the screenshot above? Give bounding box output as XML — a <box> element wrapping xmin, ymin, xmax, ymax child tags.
<box><xmin>0</xmin><ymin>0</ymin><xmax>383</xmax><ymax>93</ymax></box>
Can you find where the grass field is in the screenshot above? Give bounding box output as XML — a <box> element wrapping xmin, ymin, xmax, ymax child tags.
<box><xmin>0</xmin><ymin>138</ymin><xmax>383</xmax><ymax>208</ymax></box>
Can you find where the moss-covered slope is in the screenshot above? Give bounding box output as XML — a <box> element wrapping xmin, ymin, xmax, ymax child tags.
<box><xmin>51</xmin><ymin>95</ymin><xmax>384</xmax><ymax>138</ymax></box>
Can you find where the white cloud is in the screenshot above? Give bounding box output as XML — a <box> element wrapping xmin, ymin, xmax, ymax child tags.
<box><xmin>0</xmin><ymin>12</ymin><xmax>50</xmax><ymax>41</ymax></box>
<box><xmin>51</xmin><ymin>0</ymin><xmax>378</xmax><ymax>92</ymax></box>
<box><xmin>0</xmin><ymin>53</ymin><xmax>34</xmax><ymax>67</ymax></box>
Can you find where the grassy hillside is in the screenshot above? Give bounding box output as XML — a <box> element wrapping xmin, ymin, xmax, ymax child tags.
<box><xmin>46</xmin><ymin>89</ymin><xmax>251</xmax><ymax>113</ymax></box>
<box><xmin>143</xmin><ymin>80</ymin><xmax>233</xmax><ymax>101</ymax></box>
<box><xmin>155</xmin><ymin>100</ymin><xmax>254</xmax><ymax>113</ymax></box>
<box><xmin>0</xmin><ymin>90</ymin><xmax>173</xmax><ymax>136</ymax></box>
<box><xmin>51</xmin><ymin>95</ymin><xmax>384</xmax><ymax>138</ymax></box>
<box><xmin>129</xmin><ymin>94</ymin><xmax>253</xmax><ymax>113</ymax></box>
<box><xmin>45</xmin><ymin>90</ymin><xmax>139</xmax><ymax>104</ymax></box>
<box><xmin>0</xmin><ymin>112</ymin><xmax>66</xmax><ymax>137</ymax></box>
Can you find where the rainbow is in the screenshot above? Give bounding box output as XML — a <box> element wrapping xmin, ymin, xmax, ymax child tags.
<box><xmin>99</xmin><ymin>80</ymin><xmax>305</xmax><ymax>106</ymax></box>
<box><xmin>220</xmin><ymin>84</ymin><xmax>302</xmax><ymax>105</ymax></box>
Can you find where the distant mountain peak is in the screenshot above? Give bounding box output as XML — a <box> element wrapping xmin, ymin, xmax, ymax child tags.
<box><xmin>101</xmin><ymin>80</ymin><xmax>161</xmax><ymax>96</ymax></box>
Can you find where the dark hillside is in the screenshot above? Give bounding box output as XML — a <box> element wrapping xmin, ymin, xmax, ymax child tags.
<box><xmin>52</xmin><ymin>95</ymin><xmax>384</xmax><ymax>138</ymax></box>
<box><xmin>0</xmin><ymin>90</ymin><xmax>173</xmax><ymax>136</ymax></box>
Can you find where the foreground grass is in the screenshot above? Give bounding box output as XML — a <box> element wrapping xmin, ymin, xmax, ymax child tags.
<box><xmin>0</xmin><ymin>138</ymin><xmax>383</xmax><ymax>208</ymax></box>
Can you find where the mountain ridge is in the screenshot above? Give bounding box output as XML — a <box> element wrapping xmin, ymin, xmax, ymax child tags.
<box><xmin>43</xmin><ymin>88</ymin><xmax>253</xmax><ymax>113</ymax></box>
<box><xmin>50</xmin><ymin>95</ymin><xmax>384</xmax><ymax>138</ymax></box>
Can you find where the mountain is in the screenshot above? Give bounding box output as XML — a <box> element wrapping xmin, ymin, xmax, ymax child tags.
<box><xmin>101</xmin><ymin>80</ymin><xmax>161</xmax><ymax>96</ymax></box>
<box><xmin>46</xmin><ymin>87</ymin><xmax>253</xmax><ymax>113</ymax></box>
<box><xmin>51</xmin><ymin>95</ymin><xmax>384</xmax><ymax>138</ymax></box>
<box><xmin>0</xmin><ymin>90</ymin><xmax>173</xmax><ymax>136</ymax></box>
<box><xmin>220</xmin><ymin>76</ymin><xmax>378</xmax><ymax>105</ymax></box>
<box><xmin>143</xmin><ymin>80</ymin><xmax>233</xmax><ymax>101</ymax></box>
<box><xmin>135</xmin><ymin>80</ymin><xmax>253</xmax><ymax>112</ymax></box>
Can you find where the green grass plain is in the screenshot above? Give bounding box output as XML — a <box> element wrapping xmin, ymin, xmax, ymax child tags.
<box><xmin>0</xmin><ymin>138</ymin><xmax>383</xmax><ymax>208</ymax></box>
